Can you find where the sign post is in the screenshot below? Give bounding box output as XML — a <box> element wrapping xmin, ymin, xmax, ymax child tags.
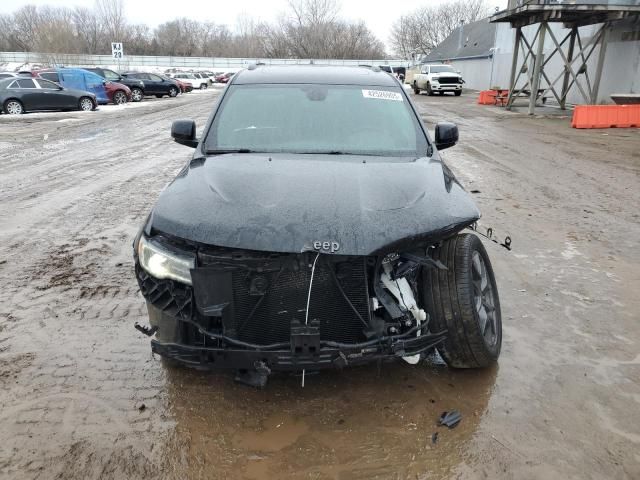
<box><xmin>111</xmin><ymin>42</ymin><xmax>124</xmax><ymax>71</ymax></box>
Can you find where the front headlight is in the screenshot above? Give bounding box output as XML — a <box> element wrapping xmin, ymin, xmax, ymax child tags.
<box><xmin>137</xmin><ymin>235</ymin><xmax>194</xmax><ymax>285</ymax></box>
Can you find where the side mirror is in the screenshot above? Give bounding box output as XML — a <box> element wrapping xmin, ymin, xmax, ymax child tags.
<box><xmin>58</xmin><ymin>86</ymin><xmax>63</xmax><ymax>90</ymax></box>
<box><xmin>171</xmin><ymin>120</ymin><xmax>198</xmax><ymax>148</ymax></box>
<box><xmin>434</xmin><ymin>122</ymin><xmax>458</xmax><ymax>151</ymax></box>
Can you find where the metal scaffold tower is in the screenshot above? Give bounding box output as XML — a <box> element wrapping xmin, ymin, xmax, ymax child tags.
<box><xmin>490</xmin><ymin>1</ymin><xmax>640</xmax><ymax>114</ymax></box>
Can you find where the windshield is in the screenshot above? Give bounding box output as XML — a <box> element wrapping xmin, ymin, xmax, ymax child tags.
<box><xmin>430</xmin><ymin>66</ymin><xmax>455</xmax><ymax>73</ymax></box>
<box><xmin>205</xmin><ymin>84</ymin><xmax>427</xmax><ymax>157</ymax></box>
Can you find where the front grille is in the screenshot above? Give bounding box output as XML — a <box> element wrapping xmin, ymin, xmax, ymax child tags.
<box><xmin>231</xmin><ymin>257</ymin><xmax>370</xmax><ymax>345</ymax></box>
<box><xmin>136</xmin><ymin>264</ymin><xmax>192</xmax><ymax>321</ymax></box>
<box><xmin>438</xmin><ymin>76</ymin><xmax>459</xmax><ymax>84</ymax></box>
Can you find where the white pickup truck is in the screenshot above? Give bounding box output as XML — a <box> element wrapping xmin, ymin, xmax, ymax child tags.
<box><xmin>411</xmin><ymin>64</ymin><xmax>464</xmax><ymax>96</ymax></box>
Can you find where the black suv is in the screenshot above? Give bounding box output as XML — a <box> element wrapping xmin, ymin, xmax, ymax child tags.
<box><xmin>121</xmin><ymin>72</ymin><xmax>179</xmax><ymax>98</ymax></box>
<box><xmin>133</xmin><ymin>65</ymin><xmax>502</xmax><ymax>387</ymax></box>
<box><xmin>84</xmin><ymin>67</ymin><xmax>145</xmax><ymax>102</ymax></box>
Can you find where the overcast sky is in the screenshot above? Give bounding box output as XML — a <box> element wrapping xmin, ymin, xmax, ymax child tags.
<box><xmin>1</xmin><ymin>0</ymin><xmax>508</xmax><ymax>49</ymax></box>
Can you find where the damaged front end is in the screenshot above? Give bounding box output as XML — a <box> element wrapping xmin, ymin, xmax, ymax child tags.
<box><xmin>134</xmin><ymin>234</ymin><xmax>450</xmax><ymax>377</ymax></box>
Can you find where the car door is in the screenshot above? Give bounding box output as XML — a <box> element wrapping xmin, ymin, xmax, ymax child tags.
<box><xmin>83</xmin><ymin>71</ymin><xmax>108</xmax><ymax>104</ymax></box>
<box><xmin>14</xmin><ymin>78</ymin><xmax>42</xmax><ymax>110</ymax></box>
<box><xmin>35</xmin><ymin>78</ymin><xmax>71</xmax><ymax>109</ymax></box>
<box><xmin>147</xmin><ymin>73</ymin><xmax>167</xmax><ymax>94</ymax></box>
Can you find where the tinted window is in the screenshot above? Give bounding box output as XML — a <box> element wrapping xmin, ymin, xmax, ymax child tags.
<box><xmin>36</xmin><ymin>79</ymin><xmax>60</xmax><ymax>89</ymax></box>
<box><xmin>39</xmin><ymin>72</ymin><xmax>59</xmax><ymax>83</ymax></box>
<box><xmin>102</xmin><ymin>69</ymin><xmax>121</xmax><ymax>81</ymax></box>
<box><xmin>17</xmin><ymin>79</ymin><xmax>36</xmax><ymax>88</ymax></box>
<box><xmin>7</xmin><ymin>80</ymin><xmax>18</xmax><ymax>88</ymax></box>
<box><xmin>0</xmin><ymin>73</ymin><xmax>12</xmax><ymax>79</ymax></box>
<box><xmin>206</xmin><ymin>84</ymin><xmax>426</xmax><ymax>157</ymax></box>
<box><xmin>148</xmin><ymin>74</ymin><xmax>162</xmax><ymax>82</ymax></box>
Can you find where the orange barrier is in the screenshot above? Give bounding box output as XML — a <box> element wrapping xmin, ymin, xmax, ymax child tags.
<box><xmin>572</xmin><ymin>104</ymin><xmax>640</xmax><ymax>129</ymax></box>
<box><xmin>477</xmin><ymin>90</ymin><xmax>496</xmax><ymax>105</ymax></box>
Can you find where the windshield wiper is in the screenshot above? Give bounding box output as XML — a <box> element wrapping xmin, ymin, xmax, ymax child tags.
<box><xmin>205</xmin><ymin>148</ymin><xmax>256</xmax><ymax>154</ymax></box>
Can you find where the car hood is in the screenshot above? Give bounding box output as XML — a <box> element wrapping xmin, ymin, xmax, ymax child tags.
<box><xmin>148</xmin><ymin>153</ymin><xmax>480</xmax><ymax>256</ymax></box>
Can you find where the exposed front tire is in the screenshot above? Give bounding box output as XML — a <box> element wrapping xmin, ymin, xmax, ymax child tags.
<box><xmin>423</xmin><ymin>234</ymin><xmax>502</xmax><ymax>368</ymax></box>
<box><xmin>455</xmin><ymin>90</ymin><xmax>462</xmax><ymax>96</ymax></box>
<box><xmin>131</xmin><ymin>88</ymin><xmax>143</xmax><ymax>102</ymax></box>
<box><xmin>426</xmin><ymin>83</ymin><xmax>434</xmax><ymax>96</ymax></box>
<box><xmin>113</xmin><ymin>90</ymin><xmax>127</xmax><ymax>105</ymax></box>
<box><xmin>78</xmin><ymin>97</ymin><xmax>94</xmax><ymax>111</ymax></box>
<box><xmin>168</xmin><ymin>87</ymin><xmax>179</xmax><ymax>97</ymax></box>
<box><xmin>4</xmin><ymin>99</ymin><xmax>24</xmax><ymax>114</ymax></box>
<box><xmin>200</xmin><ymin>83</ymin><xmax>208</xmax><ymax>90</ymax></box>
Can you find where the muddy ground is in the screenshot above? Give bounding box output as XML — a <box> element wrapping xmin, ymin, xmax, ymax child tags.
<box><xmin>0</xmin><ymin>88</ymin><xmax>638</xmax><ymax>480</ymax></box>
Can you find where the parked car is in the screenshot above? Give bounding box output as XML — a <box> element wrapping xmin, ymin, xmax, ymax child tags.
<box><xmin>37</xmin><ymin>68</ymin><xmax>109</xmax><ymax>104</ymax></box>
<box><xmin>200</xmin><ymin>71</ymin><xmax>217</xmax><ymax>82</ymax></box>
<box><xmin>191</xmin><ymin>72</ymin><xmax>211</xmax><ymax>88</ymax></box>
<box><xmin>37</xmin><ymin>68</ymin><xmax>131</xmax><ymax>105</ymax></box>
<box><xmin>165</xmin><ymin>76</ymin><xmax>192</xmax><ymax>93</ymax></box>
<box><xmin>0</xmin><ymin>76</ymin><xmax>96</xmax><ymax>114</ymax></box>
<box><xmin>84</xmin><ymin>67</ymin><xmax>145</xmax><ymax>102</ymax></box>
<box><xmin>133</xmin><ymin>65</ymin><xmax>502</xmax><ymax>386</ymax></box>
<box><xmin>0</xmin><ymin>72</ymin><xmax>19</xmax><ymax>80</ymax></box>
<box><xmin>215</xmin><ymin>72</ymin><xmax>235</xmax><ymax>84</ymax></box>
<box><xmin>172</xmin><ymin>73</ymin><xmax>208</xmax><ymax>90</ymax></box>
<box><xmin>411</xmin><ymin>64</ymin><xmax>463</xmax><ymax>96</ymax></box>
<box><xmin>121</xmin><ymin>72</ymin><xmax>179</xmax><ymax>98</ymax></box>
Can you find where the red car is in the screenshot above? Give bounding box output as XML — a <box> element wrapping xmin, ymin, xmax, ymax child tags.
<box><xmin>104</xmin><ymin>81</ymin><xmax>132</xmax><ymax>105</ymax></box>
<box><xmin>215</xmin><ymin>72</ymin><xmax>235</xmax><ymax>84</ymax></box>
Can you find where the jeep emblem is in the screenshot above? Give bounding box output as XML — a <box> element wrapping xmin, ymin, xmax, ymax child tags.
<box><xmin>313</xmin><ymin>240</ymin><xmax>340</xmax><ymax>253</ymax></box>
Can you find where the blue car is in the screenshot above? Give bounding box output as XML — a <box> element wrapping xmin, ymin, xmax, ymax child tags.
<box><xmin>37</xmin><ymin>68</ymin><xmax>109</xmax><ymax>104</ymax></box>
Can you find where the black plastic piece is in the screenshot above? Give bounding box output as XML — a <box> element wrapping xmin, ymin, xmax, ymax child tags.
<box><xmin>134</xmin><ymin>322</ymin><xmax>158</xmax><ymax>337</ymax></box>
<box><xmin>290</xmin><ymin>321</ymin><xmax>321</xmax><ymax>355</ymax></box>
<box><xmin>439</xmin><ymin>410</ymin><xmax>462</xmax><ymax>429</ymax></box>
<box><xmin>234</xmin><ymin>361</ymin><xmax>271</xmax><ymax>389</ymax></box>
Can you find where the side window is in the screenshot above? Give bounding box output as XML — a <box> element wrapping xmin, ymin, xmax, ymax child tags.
<box><xmin>36</xmin><ymin>79</ymin><xmax>60</xmax><ymax>90</ymax></box>
<box><xmin>148</xmin><ymin>74</ymin><xmax>162</xmax><ymax>82</ymax></box>
<box><xmin>103</xmin><ymin>69</ymin><xmax>121</xmax><ymax>81</ymax></box>
<box><xmin>0</xmin><ymin>73</ymin><xmax>12</xmax><ymax>79</ymax></box>
<box><xmin>17</xmin><ymin>79</ymin><xmax>36</xmax><ymax>88</ymax></box>
<box><xmin>7</xmin><ymin>80</ymin><xmax>18</xmax><ymax>88</ymax></box>
<box><xmin>40</xmin><ymin>72</ymin><xmax>60</xmax><ymax>83</ymax></box>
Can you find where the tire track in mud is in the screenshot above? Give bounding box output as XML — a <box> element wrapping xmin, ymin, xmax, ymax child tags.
<box><xmin>0</xmin><ymin>92</ymin><xmax>218</xmax><ymax>479</ymax></box>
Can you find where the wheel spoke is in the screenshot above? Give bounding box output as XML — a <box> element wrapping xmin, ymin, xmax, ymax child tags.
<box><xmin>478</xmin><ymin>307</ymin><xmax>488</xmax><ymax>334</ymax></box>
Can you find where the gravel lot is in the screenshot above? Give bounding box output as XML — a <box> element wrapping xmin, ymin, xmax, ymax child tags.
<box><xmin>1</xmin><ymin>88</ymin><xmax>639</xmax><ymax>480</ymax></box>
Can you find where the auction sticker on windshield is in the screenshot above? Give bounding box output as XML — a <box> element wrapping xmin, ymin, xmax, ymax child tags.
<box><xmin>362</xmin><ymin>89</ymin><xmax>403</xmax><ymax>101</ymax></box>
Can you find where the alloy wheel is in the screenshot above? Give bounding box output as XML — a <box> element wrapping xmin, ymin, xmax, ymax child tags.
<box><xmin>471</xmin><ymin>251</ymin><xmax>498</xmax><ymax>347</ymax></box>
<box><xmin>79</xmin><ymin>98</ymin><xmax>93</xmax><ymax>111</ymax></box>
<box><xmin>114</xmin><ymin>91</ymin><xmax>127</xmax><ymax>105</ymax></box>
<box><xmin>5</xmin><ymin>100</ymin><xmax>23</xmax><ymax>114</ymax></box>
<box><xmin>131</xmin><ymin>89</ymin><xmax>143</xmax><ymax>102</ymax></box>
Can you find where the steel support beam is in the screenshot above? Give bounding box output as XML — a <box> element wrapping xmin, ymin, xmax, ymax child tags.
<box><xmin>560</xmin><ymin>27</ymin><xmax>577</xmax><ymax>109</ymax></box>
<box><xmin>506</xmin><ymin>27</ymin><xmax>522</xmax><ymax>111</ymax></box>
<box><xmin>529</xmin><ymin>22</ymin><xmax>547</xmax><ymax>115</ymax></box>
<box><xmin>591</xmin><ymin>23</ymin><xmax>609</xmax><ymax>104</ymax></box>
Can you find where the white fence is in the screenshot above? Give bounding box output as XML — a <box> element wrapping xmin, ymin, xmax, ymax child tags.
<box><xmin>0</xmin><ymin>51</ymin><xmax>410</xmax><ymax>70</ymax></box>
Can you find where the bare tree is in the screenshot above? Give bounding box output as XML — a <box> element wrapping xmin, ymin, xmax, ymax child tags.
<box><xmin>0</xmin><ymin>0</ymin><xmax>386</xmax><ymax>60</ymax></box>
<box><xmin>95</xmin><ymin>0</ymin><xmax>126</xmax><ymax>42</ymax></box>
<box><xmin>390</xmin><ymin>0</ymin><xmax>490</xmax><ymax>58</ymax></box>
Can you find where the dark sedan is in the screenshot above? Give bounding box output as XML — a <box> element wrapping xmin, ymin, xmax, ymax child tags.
<box><xmin>0</xmin><ymin>77</ymin><xmax>96</xmax><ymax>114</ymax></box>
<box><xmin>121</xmin><ymin>72</ymin><xmax>179</xmax><ymax>98</ymax></box>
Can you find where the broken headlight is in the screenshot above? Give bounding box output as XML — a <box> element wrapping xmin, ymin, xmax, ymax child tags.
<box><xmin>137</xmin><ymin>235</ymin><xmax>194</xmax><ymax>285</ymax></box>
